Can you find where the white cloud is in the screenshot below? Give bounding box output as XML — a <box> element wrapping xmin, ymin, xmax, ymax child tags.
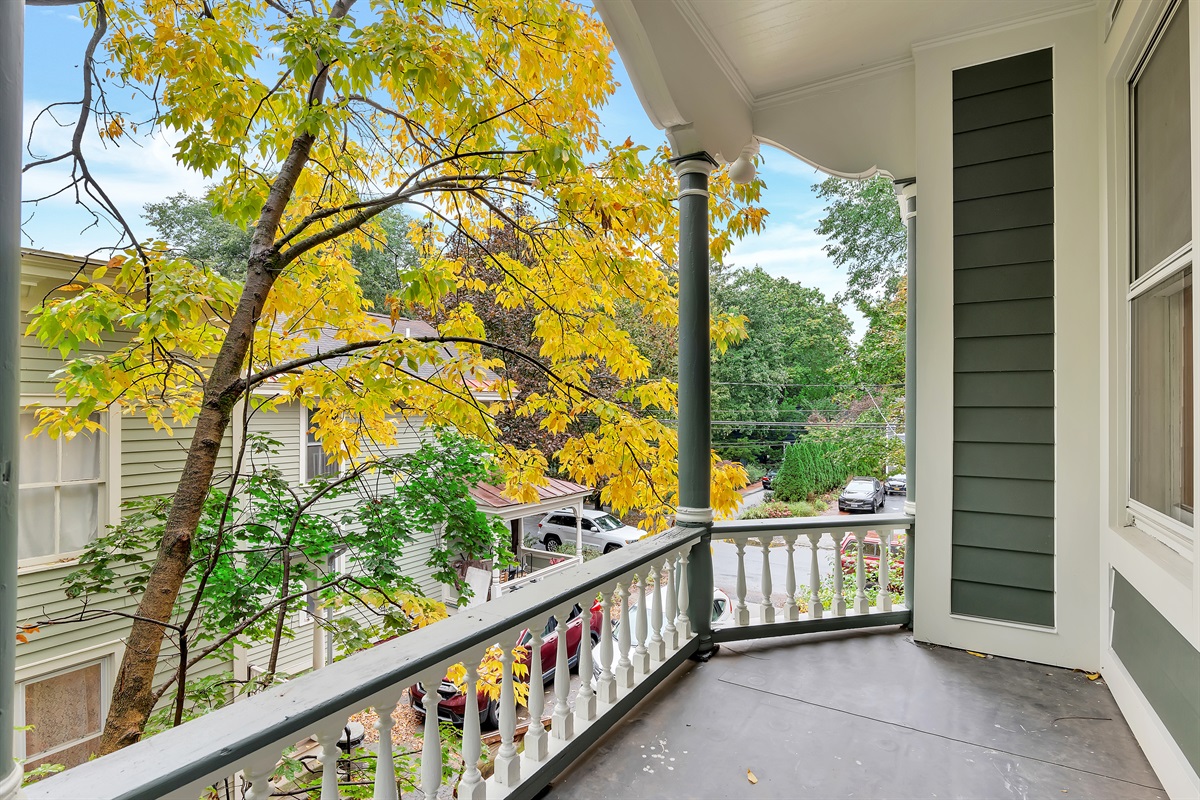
<box><xmin>21</xmin><ymin>99</ymin><xmax>214</xmax><ymax>254</ymax></box>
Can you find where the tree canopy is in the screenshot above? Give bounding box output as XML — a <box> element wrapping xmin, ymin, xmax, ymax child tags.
<box><xmin>709</xmin><ymin>265</ymin><xmax>852</xmax><ymax>465</ymax></box>
<box><xmin>22</xmin><ymin>0</ymin><xmax>766</xmax><ymax>754</ymax></box>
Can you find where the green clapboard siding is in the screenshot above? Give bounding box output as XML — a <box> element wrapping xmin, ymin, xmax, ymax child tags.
<box><xmin>952</xmin><ymin>49</ymin><xmax>1055</xmax><ymax>627</ymax></box>
<box><xmin>954</xmin><ymin>262</ymin><xmax>1054</xmax><ymax>304</ymax></box>
<box><xmin>1111</xmin><ymin>572</ymin><xmax>1200</xmax><ymax>774</ymax></box>
<box><xmin>954</xmin><ymin>371</ymin><xmax>1054</xmax><ymax>408</ymax></box>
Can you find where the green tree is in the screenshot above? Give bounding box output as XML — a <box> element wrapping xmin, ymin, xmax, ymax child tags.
<box><xmin>813</xmin><ymin>174</ymin><xmax>906</xmax><ymax>309</ymax></box>
<box><xmin>143</xmin><ymin>193</ymin><xmax>419</xmax><ymax>311</ymax></box>
<box><xmin>808</xmin><ymin>173</ymin><xmax>908</xmax><ymax>479</ymax></box>
<box><xmin>709</xmin><ymin>265</ymin><xmax>852</xmax><ymax>465</ymax></box>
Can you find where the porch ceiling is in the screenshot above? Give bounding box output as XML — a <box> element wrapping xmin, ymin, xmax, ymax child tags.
<box><xmin>596</xmin><ymin>0</ymin><xmax>1088</xmax><ymax>178</ymax></box>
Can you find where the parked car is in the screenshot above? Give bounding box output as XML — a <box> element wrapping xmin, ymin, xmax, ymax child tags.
<box><xmin>837</xmin><ymin>476</ymin><xmax>885</xmax><ymax>512</ymax></box>
<box><xmin>884</xmin><ymin>473</ymin><xmax>907</xmax><ymax>495</ymax></box>
<box><xmin>410</xmin><ymin>600</ymin><xmax>604</xmax><ymax>728</ymax></box>
<box><xmin>591</xmin><ymin>588</ymin><xmax>733</xmax><ymax>679</ymax></box>
<box><xmin>761</xmin><ymin>469</ymin><xmax>778</xmax><ymax>490</ymax></box>
<box><xmin>537</xmin><ymin>508</ymin><xmax>647</xmax><ymax>553</ymax></box>
<box><xmin>840</xmin><ymin>532</ymin><xmax>906</xmax><ymax>592</ymax></box>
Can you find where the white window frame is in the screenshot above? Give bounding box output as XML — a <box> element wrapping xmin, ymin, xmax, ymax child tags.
<box><xmin>1124</xmin><ymin>0</ymin><xmax>1198</xmax><ymax>560</ymax></box>
<box><xmin>17</xmin><ymin>400</ymin><xmax>120</xmax><ymax>570</ymax></box>
<box><xmin>14</xmin><ymin>653</ymin><xmax>113</xmax><ymax>763</ymax></box>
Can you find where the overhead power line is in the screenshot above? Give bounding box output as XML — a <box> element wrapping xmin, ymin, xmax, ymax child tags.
<box><xmin>712</xmin><ymin>382</ymin><xmax>904</xmax><ymax>389</ymax></box>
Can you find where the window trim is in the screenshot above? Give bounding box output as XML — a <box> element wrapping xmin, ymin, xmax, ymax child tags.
<box><xmin>17</xmin><ymin>400</ymin><xmax>119</xmax><ymax>570</ymax></box>
<box><xmin>1123</xmin><ymin>0</ymin><xmax>1198</xmax><ymax>559</ymax></box>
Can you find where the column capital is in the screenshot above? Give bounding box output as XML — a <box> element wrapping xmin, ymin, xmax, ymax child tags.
<box><xmin>669</xmin><ymin>152</ymin><xmax>718</xmax><ymax>179</ymax></box>
<box><xmin>894</xmin><ymin>178</ymin><xmax>917</xmax><ymax>220</ymax></box>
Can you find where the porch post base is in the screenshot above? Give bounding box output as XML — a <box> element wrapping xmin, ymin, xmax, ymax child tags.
<box><xmin>0</xmin><ymin>765</ymin><xmax>23</xmax><ymax>800</ymax></box>
<box><xmin>689</xmin><ymin>643</ymin><xmax>720</xmax><ymax>662</ymax></box>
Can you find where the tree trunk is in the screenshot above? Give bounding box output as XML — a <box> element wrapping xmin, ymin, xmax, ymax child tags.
<box><xmin>95</xmin><ymin>129</ymin><xmax>318</xmax><ymax>755</ymax></box>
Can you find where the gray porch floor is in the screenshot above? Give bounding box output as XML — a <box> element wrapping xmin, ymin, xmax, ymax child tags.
<box><xmin>548</xmin><ymin>626</ymin><xmax>1165</xmax><ymax>799</ymax></box>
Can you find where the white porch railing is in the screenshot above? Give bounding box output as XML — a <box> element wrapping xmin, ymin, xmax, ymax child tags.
<box><xmin>25</xmin><ymin>514</ymin><xmax>912</xmax><ymax>800</ymax></box>
<box><xmin>709</xmin><ymin>514</ymin><xmax>913</xmax><ymax>643</ymax></box>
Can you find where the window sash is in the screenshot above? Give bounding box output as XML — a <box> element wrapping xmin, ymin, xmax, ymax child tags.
<box><xmin>18</xmin><ymin>411</ymin><xmax>107</xmax><ymax>563</ymax></box>
<box><xmin>1125</xmin><ymin>0</ymin><xmax>1196</xmax><ymax>551</ymax></box>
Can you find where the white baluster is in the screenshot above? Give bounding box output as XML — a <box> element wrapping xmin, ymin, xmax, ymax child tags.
<box><xmin>371</xmin><ymin>691</ymin><xmax>402</xmax><ymax>800</ymax></box>
<box><xmin>833</xmin><ymin>533</ymin><xmax>847</xmax><ymax>616</ymax></box>
<box><xmin>524</xmin><ymin>625</ymin><xmax>547</xmax><ymax>763</ymax></box>
<box><xmin>615</xmin><ymin>582</ymin><xmax>634</xmax><ymax>689</ymax></box>
<box><xmin>648</xmin><ymin>566</ymin><xmax>666</xmax><ymax>661</ymax></box>
<box><xmin>664</xmin><ymin>554</ymin><xmax>679</xmax><ymax>649</ymax></box>
<box><xmin>676</xmin><ymin>550</ymin><xmax>692</xmax><ymax>639</ymax></box>
<box><xmin>418</xmin><ymin>670</ymin><xmax>444</xmax><ymax>799</ymax></box>
<box><xmin>783</xmin><ymin>534</ymin><xmax>799</xmax><ymax>622</ymax></box>
<box><xmin>633</xmin><ymin>578</ymin><xmax>650</xmax><ymax>674</ymax></box>
<box><xmin>734</xmin><ymin>540</ymin><xmax>750</xmax><ymax>626</ymax></box>
<box><xmin>459</xmin><ymin>662</ymin><xmax>486</xmax><ymax>800</ymax></box>
<box><xmin>877</xmin><ymin>529</ymin><xmax>893</xmax><ymax>612</ymax></box>
<box><xmin>760</xmin><ymin>536</ymin><xmax>775</xmax><ymax>624</ymax></box>
<box><xmin>854</xmin><ymin>530</ymin><xmax>870</xmax><ymax>614</ymax></box>
<box><xmin>315</xmin><ymin>717</ymin><xmax>346</xmax><ymax>800</ymax></box>
<box><xmin>576</xmin><ymin>595</ymin><xmax>597</xmax><ymax>725</ymax></box>
<box><xmin>551</xmin><ymin>609</ymin><xmax>574</xmax><ymax>741</ymax></box>
<box><xmin>597</xmin><ymin>586</ymin><xmax>617</xmax><ymax>703</ymax></box>
<box><xmin>807</xmin><ymin>532</ymin><xmax>823</xmax><ymax>620</ymax></box>
<box><xmin>240</xmin><ymin>748</ymin><xmax>280</xmax><ymax>800</ymax></box>
<box><xmin>493</xmin><ymin>644</ymin><xmax>521</xmax><ymax>787</ymax></box>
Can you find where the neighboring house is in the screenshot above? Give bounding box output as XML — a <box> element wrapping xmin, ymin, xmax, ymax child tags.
<box><xmin>12</xmin><ymin>249</ymin><xmax>497</xmax><ymax>771</ymax></box>
<box><xmin>596</xmin><ymin>1</ymin><xmax>1200</xmax><ymax>794</ymax></box>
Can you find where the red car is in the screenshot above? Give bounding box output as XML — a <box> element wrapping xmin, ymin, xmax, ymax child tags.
<box><xmin>840</xmin><ymin>532</ymin><xmax>906</xmax><ymax>592</ymax></box>
<box><xmin>410</xmin><ymin>600</ymin><xmax>603</xmax><ymax>728</ymax></box>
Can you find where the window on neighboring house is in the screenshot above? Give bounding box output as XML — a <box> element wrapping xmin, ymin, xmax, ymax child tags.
<box><xmin>18</xmin><ymin>411</ymin><xmax>107</xmax><ymax>564</ymax></box>
<box><xmin>18</xmin><ymin>659</ymin><xmax>107</xmax><ymax>772</ymax></box>
<box><xmin>1128</xmin><ymin>0</ymin><xmax>1194</xmax><ymax>551</ymax></box>
<box><xmin>305</xmin><ymin>406</ymin><xmax>339</xmax><ymax>478</ymax></box>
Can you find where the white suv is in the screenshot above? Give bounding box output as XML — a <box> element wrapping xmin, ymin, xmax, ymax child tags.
<box><xmin>536</xmin><ymin>508</ymin><xmax>647</xmax><ymax>553</ymax></box>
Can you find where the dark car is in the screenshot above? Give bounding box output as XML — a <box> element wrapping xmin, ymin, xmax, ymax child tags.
<box><xmin>409</xmin><ymin>600</ymin><xmax>603</xmax><ymax>728</ymax></box>
<box><xmin>884</xmin><ymin>473</ymin><xmax>907</xmax><ymax>495</ymax></box>
<box><xmin>838</xmin><ymin>476</ymin><xmax>885</xmax><ymax>513</ymax></box>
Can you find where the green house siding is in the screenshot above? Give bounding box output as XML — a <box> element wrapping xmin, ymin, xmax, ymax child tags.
<box><xmin>1111</xmin><ymin>572</ymin><xmax>1200</xmax><ymax>774</ymax></box>
<box><xmin>951</xmin><ymin>48</ymin><xmax>1055</xmax><ymax>627</ymax></box>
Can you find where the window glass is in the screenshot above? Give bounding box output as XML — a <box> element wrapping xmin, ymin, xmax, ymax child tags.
<box><xmin>18</xmin><ymin>487</ymin><xmax>55</xmax><ymax>560</ymax></box>
<box><xmin>22</xmin><ymin>662</ymin><xmax>103</xmax><ymax>770</ymax></box>
<box><xmin>1134</xmin><ymin>1</ymin><xmax>1191</xmax><ymax>277</ymax></box>
<box><xmin>594</xmin><ymin>514</ymin><xmax>623</xmax><ymax>531</ymax></box>
<box><xmin>19</xmin><ymin>413</ymin><xmax>56</xmax><ymax>484</ymax></box>
<box><xmin>305</xmin><ymin>407</ymin><xmax>339</xmax><ymax>477</ymax></box>
<box><xmin>61</xmin><ymin>429</ymin><xmax>101</xmax><ymax>482</ymax></box>
<box><xmin>581</xmin><ymin>519</ymin><xmax>595</xmax><ymax>531</ymax></box>
<box><xmin>1131</xmin><ymin>268</ymin><xmax>1194</xmax><ymax>522</ymax></box>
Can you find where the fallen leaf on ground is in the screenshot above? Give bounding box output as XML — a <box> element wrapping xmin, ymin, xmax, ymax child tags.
<box><xmin>747</xmin><ymin>770</ymin><xmax>758</xmax><ymax>784</ymax></box>
<box><xmin>1084</xmin><ymin>672</ymin><xmax>1100</xmax><ymax>681</ymax></box>
<box><xmin>967</xmin><ymin>651</ymin><xmax>988</xmax><ymax>658</ymax></box>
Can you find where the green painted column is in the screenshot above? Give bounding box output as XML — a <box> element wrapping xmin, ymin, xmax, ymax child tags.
<box><xmin>0</xmin><ymin>0</ymin><xmax>22</xmax><ymax>794</ymax></box>
<box><xmin>898</xmin><ymin>181</ymin><xmax>917</xmax><ymax>621</ymax></box>
<box><xmin>670</xmin><ymin>153</ymin><xmax>718</xmax><ymax>658</ymax></box>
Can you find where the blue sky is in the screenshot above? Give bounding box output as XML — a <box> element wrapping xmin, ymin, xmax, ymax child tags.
<box><xmin>20</xmin><ymin>6</ymin><xmax>861</xmax><ymax>335</ymax></box>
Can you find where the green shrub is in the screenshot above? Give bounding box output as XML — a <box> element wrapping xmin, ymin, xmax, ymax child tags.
<box><xmin>741</xmin><ymin>500</ymin><xmax>822</xmax><ymax>520</ymax></box>
<box><xmin>772</xmin><ymin>438</ymin><xmax>860</xmax><ymax>501</ymax></box>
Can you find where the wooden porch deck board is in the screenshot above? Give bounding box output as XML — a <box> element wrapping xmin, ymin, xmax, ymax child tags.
<box><xmin>548</xmin><ymin>626</ymin><xmax>1164</xmax><ymax>799</ymax></box>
